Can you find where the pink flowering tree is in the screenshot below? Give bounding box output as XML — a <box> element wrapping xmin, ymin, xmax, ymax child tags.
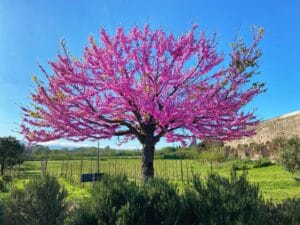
<box><xmin>21</xmin><ymin>25</ymin><xmax>264</xmax><ymax>182</ymax></box>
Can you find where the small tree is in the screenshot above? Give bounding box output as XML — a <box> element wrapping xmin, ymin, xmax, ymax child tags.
<box><xmin>0</xmin><ymin>136</ymin><xmax>25</xmax><ymax>175</ymax></box>
<box><xmin>279</xmin><ymin>137</ymin><xmax>300</xmax><ymax>177</ymax></box>
<box><xmin>21</xmin><ymin>25</ymin><xmax>264</xmax><ymax>182</ymax></box>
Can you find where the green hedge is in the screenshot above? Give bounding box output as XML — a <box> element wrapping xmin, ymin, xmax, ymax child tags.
<box><xmin>2</xmin><ymin>173</ymin><xmax>300</xmax><ymax>225</ymax></box>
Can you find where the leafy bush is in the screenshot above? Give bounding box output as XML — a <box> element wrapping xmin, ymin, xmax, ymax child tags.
<box><xmin>277</xmin><ymin>198</ymin><xmax>300</xmax><ymax>225</ymax></box>
<box><xmin>142</xmin><ymin>178</ymin><xmax>181</xmax><ymax>225</ymax></box>
<box><xmin>4</xmin><ymin>175</ymin><xmax>67</xmax><ymax>225</ymax></box>
<box><xmin>67</xmin><ymin>174</ymin><xmax>299</xmax><ymax>225</ymax></box>
<box><xmin>67</xmin><ymin>175</ymin><xmax>181</xmax><ymax>225</ymax></box>
<box><xmin>279</xmin><ymin>137</ymin><xmax>300</xmax><ymax>176</ymax></box>
<box><xmin>232</xmin><ymin>158</ymin><xmax>274</xmax><ymax>171</ymax></box>
<box><xmin>68</xmin><ymin>175</ymin><xmax>146</xmax><ymax>225</ymax></box>
<box><xmin>1</xmin><ymin>175</ymin><xmax>12</xmax><ymax>183</ymax></box>
<box><xmin>64</xmin><ymin>200</ymin><xmax>98</xmax><ymax>225</ymax></box>
<box><xmin>232</xmin><ymin>158</ymin><xmax>252</xmax><ymax>171</ymax></box>
<box><xmin>253</xmin><ymin>158</ymin><xmax>274</xmax><ymax>168</ymax></box>
<box><xmin>181</xmin><ymin>170</ymin><xmax>268</xmax><ymax>225</ymax></box>
<box><xmin>0</xmin><ymin>175</ymin><xmax>13</xmax><ymax>192</ymax></box>
<box><xmin>93</xmin><ymin>175</ymin><xmax>146</xmax><ymax>225</ymax></box>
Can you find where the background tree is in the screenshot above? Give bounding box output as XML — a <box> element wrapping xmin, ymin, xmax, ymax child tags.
<box><xmin>0</xmin><ymin>136</ymin><xmax>25</xmax><ymax>175</ymax></box>
<box><xmin>279</xmin><ymin>137</ymin><xmax>300</xmax><ymax>178</ymax></box>
<box><xmin>21</xmin><ymin>25</ymin><xmax>264</xmax><ymax>182</ymax></box>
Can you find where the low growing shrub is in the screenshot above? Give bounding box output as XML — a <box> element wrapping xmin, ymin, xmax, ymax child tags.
<box><xmin>181</xmin><ymin>170</ymin><xmax>268</xmax><ymax>225</ymax></box>
<box><xmin>1</xmin><ymin>175</ymin><xmax>12</xmax><ymax>183</ymax></box>
<box><xmin>4</xmin><ymin>175</ymin><xmax>67</xmax><ymax>225</ymax></box>
<box><xmin>142</xmin><ymin>178</ymin><xmax>181</xmax><ymax>225</ymax></box>
<box><xmin>67</xmin><ymin>175</ymin><xmax>182</xmax><ymax>225</ymax></box>
<box><xmin>67</xmin><ymin>173</ymin><xmax>300</xmax><ymax>225</ymax></box>
<box><xmin>253</xmin><ymin>158</ymin><xmax>274</xmax><ymax>168</ymax></box>
<box><xmin>277</xmin><ymin>198</ymin><xmax>300</xmax><ymax>225</ymax></box>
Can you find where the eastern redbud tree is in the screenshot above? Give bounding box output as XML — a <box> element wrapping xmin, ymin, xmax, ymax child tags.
<box><xmin>21</xmin><ymin>25</ymin><xmax>264</xmax><ymax>182</ymax></box>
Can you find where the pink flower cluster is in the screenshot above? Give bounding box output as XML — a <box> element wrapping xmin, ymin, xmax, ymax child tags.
<box><xmin>21</xmin><ymin>25</ymin><xmax>264</xmax><ymax>146</ymax></box>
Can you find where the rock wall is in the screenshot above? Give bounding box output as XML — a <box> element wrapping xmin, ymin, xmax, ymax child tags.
<box><xmin>226</xmin><ymin>110</ymin><xmax>300</xmax><ymax>148</ymax></box>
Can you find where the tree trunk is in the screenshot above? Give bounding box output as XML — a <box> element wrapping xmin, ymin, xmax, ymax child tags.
<box><xmin>0</xmin><ymin>162</ymin><xmax>5</xmax><ymax>175</ymax></box>
<box><xmin>141</xmin><ymin>140</ymin><xmax>155</xmax><ymax>183</ymax></box>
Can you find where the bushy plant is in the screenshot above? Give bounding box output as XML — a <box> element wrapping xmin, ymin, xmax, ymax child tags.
<box><xmin>253</xmin><ymin>158</ymin><xmax>274</xmax><ymax>168</ymax></box>
<box><xmin>4</xmin><ymin>175</ymin><xmax>67</xmax><ymax>225</ymax></box>
<box><xmin>232</xmin><ymin>158</ymin><xmax>252</xmax><ymax>171</ymax></box>
<box><xmin>277</xmin><ymin>198</ymin><xmax>300</xmax><ymax>225</ymax></box>
<box><xmin>232</xmin><ymin>158</ymin><xmax>274</xmax><ymax>171</ymax></box>
<box><xmin>279</xmin><ymin>137</ymin><xmax>300</xmax><ymax>177</ymax></box>
<box><xmin>67</xmin><ymin>174</ymin><xmax>299</xmax><ymax>225</ymax></box>
<box><xmin>67</xmin><ymin>175</ymin><xmax>181</xmax><ymax>225</ymax></box>
<box><xmin>142</xmin><ymin>178</ymin><xmax>181</xmax><ymax>225</ymax></box>
<box><xmin>64</xmin><ymin>200</ymin><xmax>98</xmax><ymax>225</ymax></box>
<box><xmin>181</xmin><ymin>170</ymin><xmax>267</xmax><ymax>225</ymax></box>
<box><xmin>1</xmin><ymin>175</ymin><xmax>12</xmax><ymax>183</ymax></box>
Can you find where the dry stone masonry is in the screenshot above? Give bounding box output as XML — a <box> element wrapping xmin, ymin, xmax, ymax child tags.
<box><xmin>225</xmin><ymin>110</ymin><xmax>300</xmax><ymax>159</ymax></box>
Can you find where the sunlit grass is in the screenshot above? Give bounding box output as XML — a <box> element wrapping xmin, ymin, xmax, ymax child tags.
<box><xmin>1</xmin><ymin>159</ymin><xmax>299</xmax><ymax>203</ymax></box>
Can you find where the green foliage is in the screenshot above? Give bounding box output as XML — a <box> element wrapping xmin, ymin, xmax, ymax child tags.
<box><xmin>277</xmin><ymin>198</ymin><xmax>300</xmax><ymax>225</ymax></box>
<box><xmin>91</xmin><ymin>175</ymin><xmax>145</xmax><ymax>225</ymax></box>
<box><xmin>142</xmin><ymin>178</ymin><xmax>181</xmax><ymax>225</ymax></box>
<box><xmin>0</xmin><ymin>176</ymin><xmax>12</xmax><ymax>193</ymax></box>
<box><xmin>232</xmin><ymin>158</ymin><xmax>274</xmax><ymax>171</ymax></box>
<box><xmin>1</xmin><ymin>175</ymin><xmax>12</xmax><ymax>183</ymax></box>
<box><xmin>0</xmin><ymin>136</ymin><xmax>25</xmax><ymax>175</ymax></box>
<box><xmin>253</xmin><ymin>158</ymin><xmax>274</xmax><ymax>168</ymax></box>
<box><xmin>279</xmin><ymin>137</ymin><xmax>300</xmax><ymax>176</ymax></box>
<box><xmin>67</xmin><ymin>175</ymin><xmax>181</xmax><ymax>225</ymax></box>
<box><xmin>181</xmin><ymin>170</ymin><xmax>267</xmax><ymax>225</ymax></box>
<box><xmin>64</xmin><ymin>201</ymin><xmax>98</xmax><ymax>225</ymax></box>
<box><xmin>67</xmin><ymin>173</ymin><xmax>300</xmax><ymax>225</ymax></box>
<box><xmin>4</xmin><ymin>175</ymin><xmax>67</xmax><ymax>225</ymax></box>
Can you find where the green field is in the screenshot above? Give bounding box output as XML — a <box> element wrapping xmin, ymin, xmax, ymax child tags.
<box><xmin>3</xmin><ymin>159</ymin><xmax>300</xmax><ymax>203</ymax></box>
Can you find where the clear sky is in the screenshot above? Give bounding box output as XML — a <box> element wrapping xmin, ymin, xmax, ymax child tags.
<box><xmin>0</xmin><ymin>0</ymin><xmax>299</xmax><ymax>149</ymax></box>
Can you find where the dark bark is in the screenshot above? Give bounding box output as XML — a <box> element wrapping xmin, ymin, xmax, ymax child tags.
<box><xmin>140</xmin><ymin>124</ymin><xmax>158</xmax><ymax>183</ymax></box>
<box><xmin>141</xmin><ymin>140</ymin><xmax>155</xmax><ymax>183</ymax></box>
<box><xmin>1</xmin><ymin>161</ymin><xmax>5</xmax><ymax>175</ymax></box>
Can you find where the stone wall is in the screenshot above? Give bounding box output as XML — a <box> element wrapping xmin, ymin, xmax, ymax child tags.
<box><xmin>226</xmin><ymin>110</ymin><xmax>300</xmax><ymax>148</ymax></box>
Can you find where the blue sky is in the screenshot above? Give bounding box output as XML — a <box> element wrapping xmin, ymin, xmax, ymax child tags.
<box><xmin>0</xmin><ymin>0</ymin><xmax>299</xmax><ymax>149</ymax></box>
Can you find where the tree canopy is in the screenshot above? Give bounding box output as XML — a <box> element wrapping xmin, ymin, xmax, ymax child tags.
<box><xmin>0</xmin><ymin>136</ymin><xmax>25</xmax><ymax>175</ymax></box>
<box><xmin>21</xmin><ymin>25</ymin><xmax>264</xmax><ymax>179</ymax></box>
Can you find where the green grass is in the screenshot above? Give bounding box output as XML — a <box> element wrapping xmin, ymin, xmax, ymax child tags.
<box><xmin>1</xmin><ymin>159</ymin><xmax>299</xmax><ymax>203</ymax></box>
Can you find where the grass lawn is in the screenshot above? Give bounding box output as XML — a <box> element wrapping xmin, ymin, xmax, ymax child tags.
<box><xmin>1</xmin><ymin>159</ymin><xmax>299</xmax><ymax>203</ymax></box>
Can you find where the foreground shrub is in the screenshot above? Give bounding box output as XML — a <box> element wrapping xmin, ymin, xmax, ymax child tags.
<box><xmin>277</xmin><ymin>198</ymin><xmax>300</xmax><ymax>225</ymax></box>
<box><xmin>65</xmin><ymin>200</ymin><xmax>97</xmax><ymax>225</ymax></box>
<box><xmin>67</xmin><ymin>175</ymin><xmax>181</xmax><ymax>225</ymax></box>
<box><xmin>67</xmin><ymin>175</ymin><xmax>146</xmax><ymax>225</ymax></box>
<box><xmin>181</xmin><ymin>170</ymin><xmax>267</xmax><ymax>225</ymax></box>
<box><xmin>4</xmin><ymin>175</ymin><xmax>67</xmax><ymax>225</ymax></box>
<box><xmin>142</xmin><ymin>178</ymin><xmax>181</xmax><ymax>225</ymax></box>
<box><xmin>67</xmin><ymin>173</ymin><xmax>300</xmax><ymax>225</ymax></box>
